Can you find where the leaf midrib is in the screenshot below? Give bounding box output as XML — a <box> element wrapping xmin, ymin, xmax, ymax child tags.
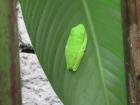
<box><xmin>81</xmin><ymin>0</ymin><xmax>110</xmax><ymax>105</ymax></box>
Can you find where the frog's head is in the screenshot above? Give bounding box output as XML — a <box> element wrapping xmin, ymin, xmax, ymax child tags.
<box><xmin>71</xmin><ymin>24</ymin><xmax>86</xmax><ymax>40</ymax></box>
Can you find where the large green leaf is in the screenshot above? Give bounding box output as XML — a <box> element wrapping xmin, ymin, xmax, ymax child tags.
<box><xmin>20</xmin><ymin>0</ymin><xmax>128</xmax><ymax>105</ymax></box>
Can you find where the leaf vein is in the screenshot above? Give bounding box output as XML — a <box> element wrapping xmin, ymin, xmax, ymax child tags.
<box><xmin>81</xmin><ymin>0</ymin><xmax>110</xmax><ymax>105</ymax></box>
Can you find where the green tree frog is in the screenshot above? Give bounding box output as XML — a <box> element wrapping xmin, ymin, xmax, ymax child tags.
<box><xmin>65</xmin><ymin>24</ymin><xmax>87</xmax><ymax>71</ymax></box>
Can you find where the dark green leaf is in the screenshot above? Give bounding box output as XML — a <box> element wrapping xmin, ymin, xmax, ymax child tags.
<box><xmin>20</xmin><ymin>0</ymin><xmax>128</xmax><ymax>105</ymax></box>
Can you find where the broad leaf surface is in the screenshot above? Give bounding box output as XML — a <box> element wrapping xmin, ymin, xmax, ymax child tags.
<box><xmin>20</xmin><ymin>0</ymin><xmax>128</xmax><ymax>105</ymax></box>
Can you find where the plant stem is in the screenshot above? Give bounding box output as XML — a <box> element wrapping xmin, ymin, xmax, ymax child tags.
<box><xmin>0</xmin><ymin>0</ymin><xmax>22</xmax><ymax>105</ymax></box>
